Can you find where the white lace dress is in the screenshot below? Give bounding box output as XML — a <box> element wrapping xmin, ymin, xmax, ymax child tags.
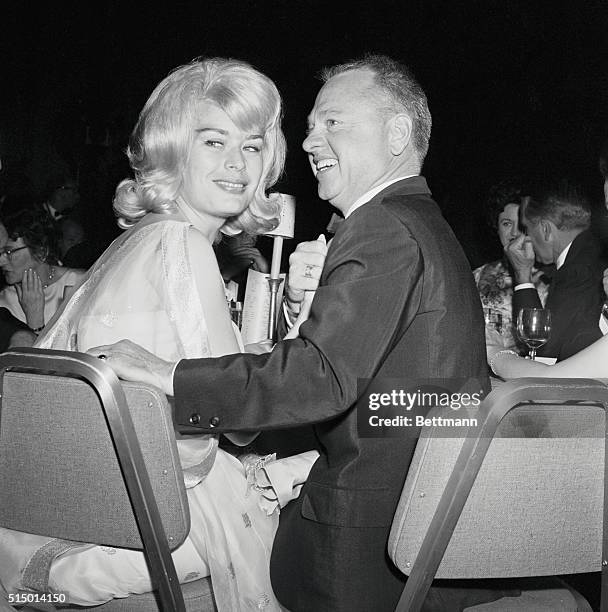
<box><xmin>0</xmin><ymin>217</ymin><xmax>317</xmax><ymax>612</ymax></box>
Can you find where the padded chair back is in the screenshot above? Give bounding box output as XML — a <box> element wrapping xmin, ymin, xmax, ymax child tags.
<box><xmin>0</xmin><ymin>348</ymin><xmax>190</xmax><ymax>611</ymax></box>
<box><xmin>388</xmin><ymin>377</ymin><xmax>608</xmax><ymax>612</ymax></box>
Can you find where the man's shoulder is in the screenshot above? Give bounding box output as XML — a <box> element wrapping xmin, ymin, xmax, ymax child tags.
<box><xmin>341</xmin><ymin>200</ymin><xmax>413</xmax><ymax>241</ymax></box>
<box><xmin>373</xmin><ymin>176</ymin><xmax>431</xmax><ymax>200</ymax></box>
<box><xmin>358</xmin><ymin>183</ymin><xmax>437</xmax><ymax>222</ymax></box>
<box><xmin>342</xmin><ymin>177</ymin><xmax>445</xmax><ymax>242</ymax></box>
<box><xmin>381</xmin><ymin>191</ymin><xmax>440</xmax><ymax>218</ymax></box>
<box><xmin>561</xmin><ymin>231</ymin><xmax>606</xmax><ymax>276</ymax></box>
<box><xmin>343</xmin><ymin>197</ymin><xmax>432</xmax><ymax>248</ymax></box>
<box><xmin>376</xmin><ymin>190</ymin><xmax>447</xmax><ymax>237</ymax></box>
<box><xmin>371</xmin><ymin>176</ymin><xmax>439</xmax><ymax>212</ymax></box>
<box><xmin>568</xmin><ymin>230</ymin><xmax>603</xmax><ymax>260</ymax></box>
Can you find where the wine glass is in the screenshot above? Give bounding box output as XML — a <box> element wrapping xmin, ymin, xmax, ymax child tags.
<box><xmin>517</xmin><ymin>308</ymin><xmax>551</xmax><ymax>360</ymax></box>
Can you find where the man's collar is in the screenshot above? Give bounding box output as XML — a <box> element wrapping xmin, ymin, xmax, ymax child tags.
<box><xmin>554</xmin><ymin>229</ymin><xmax>589</xmax><ymax>269</ymax></box>
<box><xmin>555</xmin><ymin>241</ymin><xmax>573</xmax><ymax>270</ymax></box>
<box><xmin>344</xmin><ymin>175</ymin><xmax>418</xmax><ymax>218</ymax></box>
<box><xmin>44</xmin><ymin>201</ymin><xmax>61</xmax><ymax>219</ymax></box>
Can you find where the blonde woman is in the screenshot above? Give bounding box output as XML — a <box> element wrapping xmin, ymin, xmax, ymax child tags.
<box><xmin>0</xmin><ymin>58</ymin><xmax>317</xmax><ymax>612</ymax></box>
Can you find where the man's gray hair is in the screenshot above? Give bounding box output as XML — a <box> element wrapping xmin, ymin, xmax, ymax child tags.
<box><xmin>523</xmin><ymin>180</ymin><xmax>591</xmax><ymax>231</ymax></box>
<box><xmin>321</xmin><ymin>54</ymin><xmax>432</xmax><ymax>163</ymax></box>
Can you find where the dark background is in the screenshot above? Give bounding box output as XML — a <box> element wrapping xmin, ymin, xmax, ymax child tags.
<box><xmin>1</xmin><ymin>0</ymin><xmax>607</xmax><ymax>266</ymax></box>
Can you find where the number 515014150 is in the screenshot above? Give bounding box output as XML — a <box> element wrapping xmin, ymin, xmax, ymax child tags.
<box><xmin>8</xmin><ymin>592</ymin><xmax>68</xmax><ymax>604</ymax></box>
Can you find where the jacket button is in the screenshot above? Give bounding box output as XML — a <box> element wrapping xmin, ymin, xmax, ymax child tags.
<box><xmin>209</xmin><ymin>416</ymin><xmax>220</xmax><ymax>427</ymax></box>
<box><xmin>189</xmin><ymin>413</ymin><xmax>200</xmax><ymax>425</ymax></box>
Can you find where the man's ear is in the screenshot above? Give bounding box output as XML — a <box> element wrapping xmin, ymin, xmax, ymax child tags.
<box><xmin>388</xmin><ymin>113</ymin><xmax>412</xmax><ymax>156</ymax></box>
<box><xmin>540</xmin><ymin>219</ymin><xmax>554</xmax><ymax>242</ymax></box>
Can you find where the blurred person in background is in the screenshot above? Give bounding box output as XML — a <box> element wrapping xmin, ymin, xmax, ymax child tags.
<box><xmin>504</xmin><ymin>179</ymin><xmax>605</xmax><ymax>361</ymax></box>
<box><xmin>56</xmin><ymin>214</ymin><xmax>102</xmax><ymax>269</ymax></box>
<box><xmin>0</xmin><ymin>220</ymin><xmax>30</xmax><ymax>349</ymax></box>
<box><xmin>0</xmin><ymin>209</ymin><xmax>85</xmax><ymax>336</ymax></box>
<box><xmin>39</xmin><ymin>171</ymin><xmax>80</xmax><ymax>222</ymax></box>
<box><xmin>474</xmin><ymin>180</ymin><xmax>549</xmax><ymax>360</ymax></box>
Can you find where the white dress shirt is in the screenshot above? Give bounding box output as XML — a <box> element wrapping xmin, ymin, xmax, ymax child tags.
<box><xmin>344</xmin><ymin>175</ymin><xmax>417</xmax><ymax>218</ymax></box>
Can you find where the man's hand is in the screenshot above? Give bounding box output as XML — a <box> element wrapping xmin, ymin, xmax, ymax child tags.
<box><xmin>504</xmin><ymin>235</ymin><xmax>536</xmax><ymax>284</ymax></box>
<box><xmin>88</xmin><ymin>339</ymin><xmax>176</xmax><ymax>396</ymax></box>
<box><xmin>285</xmin><ymin>234</ymin><xmax>327</xmax><ymax>313</ymax></box>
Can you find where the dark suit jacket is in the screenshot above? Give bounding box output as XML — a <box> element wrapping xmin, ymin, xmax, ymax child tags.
<box><xmin>174</xmin><ymin>177</ymin><xmax>490</xmax><ymax>611</ymax></box>
<box><xmin>513</xmin><ymin>229</ymin><xmax>605</xmax><ymax>361</ymax></box>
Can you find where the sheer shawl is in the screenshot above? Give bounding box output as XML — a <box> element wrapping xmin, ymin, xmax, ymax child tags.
<box><xmin>36</xmin><ymin>217</ymin><xmax>218</xmax><ymax>487</ymax></box>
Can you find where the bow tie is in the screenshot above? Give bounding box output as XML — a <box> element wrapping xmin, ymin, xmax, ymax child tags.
<box><xmin>326</xmin><ymin>213</ymin><xmax>344</xmax><ymax>234</ymax></box>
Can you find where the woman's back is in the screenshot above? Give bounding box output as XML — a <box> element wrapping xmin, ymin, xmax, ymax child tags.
<box><xmin>20</xmin><ymin>216</ymin><xmax>284</xmax><ymax>610</ymax></box>
<box><xmin>38</xmin><ymin>218</ymin><xmax>214</xmax><ymax>361</ymax></box>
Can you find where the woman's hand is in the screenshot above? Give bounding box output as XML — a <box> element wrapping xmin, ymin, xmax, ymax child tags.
<box><xmin>15</xmin><ymin>268</ymin><xmax>45</xmax><ymax>330</ymax></box>
<box><xmin>228</xmin><ymin>245</ymin><xmax>269</xmax><ymax>274</ymax></box>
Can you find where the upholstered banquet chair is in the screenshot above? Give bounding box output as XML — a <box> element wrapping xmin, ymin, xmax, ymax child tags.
<box><xmin>389</xmin><ymin>377</ymin><xmax>608</xmax><ymax>612</ymax></box>
<box><xmin>0</xmin><ymin>348</ymin><xmax>216</xmax><ymax>612</ymax></box>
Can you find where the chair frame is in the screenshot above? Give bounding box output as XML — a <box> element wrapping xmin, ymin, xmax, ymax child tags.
<box><xmin>394</xmin><ymin>377</ymin><xmax>608</xmax><ymax>612</ymax></box>
<box><xmin>0</xmin><ymin>347</ymin><xmax>186</xmax><ymax>612</ymax></box>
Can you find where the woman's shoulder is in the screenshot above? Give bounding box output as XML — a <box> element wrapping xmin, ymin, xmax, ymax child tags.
<box><xmin>106</xmin><ymin>214</ymin><xmax>188</xmax><ymax>249</ymax></box>
<box><xmin>52</xmin><ymin>266</ymin><xmax>87</xmax><ymax>285</ymax></box>
<box><xmin>474</xmin><ymin>259</ymin><xmax>513</xmax><ymax>302</ymax></box>
<box><xmin>141</xmin><ymin>216</ymin><xmax>214</xmax><ymax>252</ymax></box>
<box><xmin>135</xmin><ymin>212</ymin><xmax>190</xmax><ymax>230</ymax></box>
<box><xmin>122</xmin><ymin>216</ymin><xmax>216</xmax><ymax>274</ymax></box>
<box><xmin>0</xmin><ymin>284</ymin><xmax>17</xmax><ymax>303</ymax></box>
<box><xmin>474</xmin><ymin>259</ymin><xmax>509</xmax><ymax>280</ymax></box>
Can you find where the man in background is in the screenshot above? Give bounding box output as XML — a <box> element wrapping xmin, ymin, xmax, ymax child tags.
<box><xmin>506</xmin><ymin>180</ymin><xmax>605</xmax><ymax>360</ymax></box>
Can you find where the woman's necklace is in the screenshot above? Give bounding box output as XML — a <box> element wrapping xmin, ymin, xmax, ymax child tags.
<box><xmin>43</xmin><ymin>265</ymin><xmax>55</xmax><ymax>289</ymax></box>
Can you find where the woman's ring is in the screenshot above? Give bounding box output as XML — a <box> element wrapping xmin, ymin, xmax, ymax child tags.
<box><xmin>304</xmin><ymin>264</ymin><xmax>314</xmax><ymax>279</ymax></box>
<box><xmin>98</xmin><ymin>354</ymin><xmax>107</xmax><ymax>361</ymax></box>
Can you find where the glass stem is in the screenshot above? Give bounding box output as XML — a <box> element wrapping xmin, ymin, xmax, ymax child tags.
<box><xmin>530</xmin><ymin>347</ymin><xmax>536</xmax><ymax>361</ymax></box>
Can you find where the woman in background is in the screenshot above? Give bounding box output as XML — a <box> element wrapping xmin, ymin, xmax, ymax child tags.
<box><xmin>0</xmin><ymin>209</ymin><xmax>85</xmax><ymax>335</ymax></box>
<box><xmin>473</xmin><ymin>180</ymin><xmax>549</xmax><ymax>359</ymax></box>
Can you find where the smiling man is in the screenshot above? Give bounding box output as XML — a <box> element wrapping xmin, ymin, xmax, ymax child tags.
<box><xmin>303</xmin><ymin>64</ymin><xmax>422</xmax><ymax>217</ymax></box>
<box><xmin>94</xmin><ymin>55</ymin><xmax>493</xmax><ymax>611</ymax></box>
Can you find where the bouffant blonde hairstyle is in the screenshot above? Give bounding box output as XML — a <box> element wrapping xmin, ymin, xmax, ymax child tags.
<box><xmin>113</xmin><ymin>57</ymin><xmax>286</xmax><ymax>234</ymax></box>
